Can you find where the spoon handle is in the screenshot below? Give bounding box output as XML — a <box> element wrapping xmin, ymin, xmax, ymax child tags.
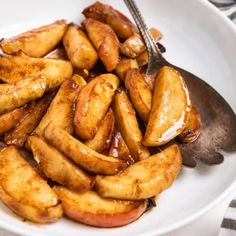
<box><xmin>123</xmin><ymin>0</ymin><xmax>164</xmax><ymax>75</ymax></box>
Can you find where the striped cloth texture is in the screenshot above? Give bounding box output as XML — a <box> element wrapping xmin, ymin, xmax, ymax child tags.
<box><xmin>215</xmin><ymin>2</ymin><xmax>236</xmax><ymax>234</ymax></box>
<box><xmin>219</xmin><ymin>198</ymin><xmax>236</xmax><ymax>235</ymax></box>
<box><xmin>211</xmin><ymin>1</ymin><xmax>236</xmax><ymax>234</ymax></box>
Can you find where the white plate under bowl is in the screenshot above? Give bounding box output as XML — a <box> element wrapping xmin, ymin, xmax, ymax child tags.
<box><xmin>0</xmin><ymin>0</ymin><xmax>236</xmax><ymax>235</ymax></box>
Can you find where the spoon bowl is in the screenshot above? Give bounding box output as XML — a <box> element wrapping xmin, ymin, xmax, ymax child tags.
<box><xmin>172</xmin><ymin>64</ymin><xmax>236</xmax><ymax>167</ymax></box>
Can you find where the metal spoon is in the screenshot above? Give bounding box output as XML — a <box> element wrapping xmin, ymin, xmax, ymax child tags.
<box><xmin>124</xmin><ymin>0</ymin><xmax>236</xmax><ymax>167</ymax></box>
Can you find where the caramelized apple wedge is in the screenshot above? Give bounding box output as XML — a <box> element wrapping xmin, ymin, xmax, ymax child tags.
<box><xmin>74</xmin><ymin>74</ymin><xmax>119</xmax><ymax>140</ymax></box>
<box><xmin>96</xmin><ymin>144</ymin><xmax>182</xmax><ymax>200</ymax></box>
<box><xmin>44</xmin><ymin>46</ymin><xmax>68</xmax><ymax>60</ymax></box>
<box><xmin>125</xmin><ymin>69</ymin><xmax>152</xmax><ymax>122</ymax></box>
<box><xmin>27</xmin><ymin>136</ymin><xmax>93</xmax><ymax>192</ymax></box>
<box><xmin>44</xmin><ymin>122</ymin><xmax>127</xmax><ymax>175</ymax></box>
<box><xmin>136</xmin><ymin>50</ymin><xmax>149</xmax><ymax>67</ymax></box>
<box><xmin>0</xmin><ymin>55</ymin><xmax>73</xmax><ymax>89</ymax></box>
<box><xmin>82</xmin><ymin>2</ymin><xmax>138</xmax><ymax>39</ymax></box>
<box><xmin>178</xmin><ymin>105</ymin><xmax>201</xmax><ymax>143</ymax></box>
<box><xmin>53</xmin><ymin>186</ymin><xmax>147</xmax><ymax>228</ymax></box>
<box><xmin>0</xmin><ymin>20</ymin><xmax>68</xmax><ymax>57</ymax></box>
<box><xmin>85</xmin><ymin>108</ymin><xmax>115</xmax><ymax>153</ymax></box>
<box><xmin>0</xmin><ymin>146</ymin><xmax>62</xmax><ymax>223</ymax></box>
<box><xmin>115</xmin><ymin>58</ymin><xmax>138</xmax><ymax>81</ymax></box>
<box><xmin>143</xmin><ymin>66</ymin><xmax>191</xmax><ymax>146</ymax></box>
<box><xmin>83</xmin><ymin>18</ymin><xmax>119</xmax><ymax>71</ymax></box>
<box><xmin>0</xmin><ymin>76</ymin><xmax>46</xmax><ymax>114</ymax></box>
<box><xmin>4</xmin><ymin>92</ymin><xmax>55</xmax><ymax>146</ymax></box>
<box><xmin>109</xmin><ymin>130</ymin><xmax>135</xmax><ymax>165</ymax></box>
<box><xmin>0</xmin><ymin>106</ymin><xmax>27</xmax><ymax>136</ymax></box>
<box><xmin>35</xmin><ymin>75</ymin><xmax>86</xmax><ymax>136</ymax></box>
<box><xmin>112</xmin><ymin>89</ymin><xmax>150</xmax><ymax>161</ymax></box>
<box><xmin>63</xmin><ymin>24</ymin><xmax>98</xmax><ymax>69</ymax></box>
<box><xmin>120</xmin><ymin>28</ymin><xmax>162</xmax><ymax>58</ymax></box>
<box><xmin>149</xmin><ymin>27</ymin><xmax>163</xmax><ymax>41</ymax></box>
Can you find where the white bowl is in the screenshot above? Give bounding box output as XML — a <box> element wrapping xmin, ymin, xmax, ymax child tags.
<box><xmin>0</xmin><ymin>0</ymin><xmax>235</xmax><ymax>235</ymax></box>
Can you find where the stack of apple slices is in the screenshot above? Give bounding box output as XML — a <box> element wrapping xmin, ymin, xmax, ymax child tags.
<box><xmin>0</xmin><ymin>1</ymin><xmax>201</xmax><ymax>228</ymax></box>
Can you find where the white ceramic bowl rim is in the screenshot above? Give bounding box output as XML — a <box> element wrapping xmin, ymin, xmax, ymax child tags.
<box><xmin>0</xmin><ymin>0</ymin><xmax>235</xmax><ymax>235</ymax></box>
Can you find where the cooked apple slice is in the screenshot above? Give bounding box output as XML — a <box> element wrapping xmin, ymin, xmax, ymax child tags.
<box><xmin>44</xmin><ymin>122</ymin><xmax>127</xmax><ymax>175</ymax></box>
<box><xmin>35</xmin><ymin>75</ymin><xmax>86</xmax><ymax>136</ymax></box>
<box><xmin>0</xmin><ymin>20</ymin><xmax>68</xmax><ymax>57</ymax></box>
<box><xmin>74</xmin><ymin>74</ymin><xmax>119</xmax><ymax>140</ymax></box>
<box><xmin>63</xmin><ymin>24</ymin><xmax>98</xmax><ymax>69</ymax></box>
<box><xmin>0</xmin><ymin>187</ymin><xmax>62</xmax><ymax>223</ymax></box>
<box><xmin>98</xmin><ymin>34</ymin><xmax>119</xmax><ymax>72</ymax></box>
<box><xmin>112</xmin><ymin>89</ymin><xmax>150</xmax><ymax>161</ymax></box>
<box><xmin>120</xmin><ymin>28</ymin><xmax>162</xmax><ymax>58</ymax></box>
<box><xmin>149</xmin><ymin>27</ymin><xmax>163</xmax><ymax>41</ymax></box>
<box><xmin>120</xmin><ymin>33</ymin><xmax>145</xmax><ymax>58</ymax></box>
<box><xmin>82</xmin><ymin>2</ymin><xmax>138</xmax><ymax>39</ymax></box>
<box><xmin>44</xmin><ymin>46</ymin><xmax>68</xmax><ymax>60</ymax></box>
<box><xmin>83</xmin><ymin>18</ymin><xmax>119</xmax><ymax>71</ymax></box>
<box><xmin>96</xmin><ymin>144</ymin><xmax>182</xmax><ymax>200</ymax></box>
<box><xmin>71</xmin><ymin>74</ymin><xmax>87</xmax><ymax>85</ymax></box>
<box><xmin>178</xmin><ymin>105</ymin><xmax>201</xmax><ymax>143</ymax></box>
<box><xmin>109</xmin><ymin>130</ymin><xmax>135</xmax><ymax>165</ymax></box>
<box><xmin>143</xmin><ymin>66</ymin><xmax>191</xmax><ymax>146</ymax></box>
<box><xmin>85</xmin><ymin>108</ymin><xmax>115</xmax><ymax>154</ymax></box>
<box><xmin>0</xmin><ymin>76</ymin><xmax>46</xmax><ymax>114</ymax></box>
<box><xmin>0</xmin><ymin>146</ymin><xmax>62</xmax><ymax>223</ymax></box>
<box><xmin>0</xmin><ymin>55</ymin><xmax>73</xmax><ymax>89</ymax></box>
<box><xmin>53</xmin><ymin>186</ymin><xmax>147</xmax><ymax>227</ymax></box>
<box><xmin>0</xmin><ymin>106</ymin><xmax>27</xmax><ymax>136</ymax></box>
<box><xmin>4</xmin><ymin>92</ymin><xmax>55</xmax><ymax>146</ymax></box>
<box><xmin>115</xmin><ymin>58</ymin><xmax>138</xmax><ymax>81</ymax></box>
<box><xmin>18</xmin><ymin>148</ymin><xmax>47</xmax><ymax>180</ymax></box>
<box><xmin>27</xmin><ymin>136</ymin><xmax>93</xmax><ymax>192</ymax></box>
<box><xmin>125</xmin><ymin>69</ymin><xmax>152</xmax><ymax>122</ymax></box>
<box><xmin>136</xmin><ymin>50</ymin><xmax>148</xmax><ymax>67</ymax></box>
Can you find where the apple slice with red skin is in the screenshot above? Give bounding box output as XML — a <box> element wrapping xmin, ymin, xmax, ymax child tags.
<box><xmin>53</xmin><ymin>186</ymin><xmax>148</xmax><ymax>228</ymax></box>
